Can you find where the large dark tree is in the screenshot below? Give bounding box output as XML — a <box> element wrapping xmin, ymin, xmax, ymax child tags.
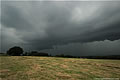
<box><xmin>7</xmin><ymin>46</ymin><xmax>23</xmax><ymax>56</ymax></box>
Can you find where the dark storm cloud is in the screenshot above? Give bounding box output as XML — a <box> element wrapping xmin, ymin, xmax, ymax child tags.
<box><xmin>1</xmin><ymin>3</ymin><xmax>34</xmax><ymax>31</ymax></box>
<box><xmin>1</xmin><ymin>1</ymin><xmax>120</xmax><ymax>54</ymax></box>
<box><xmin>42</xmin><ymin>40</ymin><xmax>120</xmax><ymax>56</ymax></box>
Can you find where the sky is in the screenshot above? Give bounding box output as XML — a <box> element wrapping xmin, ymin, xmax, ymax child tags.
<box><xmin>1</xmin><ymin>0</ymin><xmax>120</xmax><ymax>56</ymax></box>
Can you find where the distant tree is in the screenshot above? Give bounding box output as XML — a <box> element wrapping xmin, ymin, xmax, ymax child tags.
<box><xmin>22</xmin><ymin>52</ymin><xmax>28</xmax><ymax>56</ymax></box>
<box><xmin>27</xmin><ymin>51</ymin><xmax>49</xmax><ymax>56</ymax></box>
<box><xmin>7</xmin><ymin>46</ymin><xmax>23</xmax><ymax>56</ymax></box>
<box><xmin>55</xmin><ymin>54</ymin><xmax>76</xmax><ymax>58</ymax></box>
<box><xmin>56</xmin><ymin>54</ymin><xmax>65</xmax><ymax>57</ymax></box>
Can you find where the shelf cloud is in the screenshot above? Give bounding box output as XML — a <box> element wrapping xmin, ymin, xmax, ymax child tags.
<box><xmin>1</xmin><ymin>1</ymin><xmax>120</xmax><ymax>55</ymax></box>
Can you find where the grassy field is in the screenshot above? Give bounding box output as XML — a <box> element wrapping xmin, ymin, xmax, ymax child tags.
<box><xmin>0</xmin><ymin>56</ymin><xmax>120</xmax><ymax>80</ymax></box>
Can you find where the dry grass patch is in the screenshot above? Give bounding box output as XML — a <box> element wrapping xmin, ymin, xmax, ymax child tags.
<box><xmin>0</xmin><ymin>56</ymin><xmax>120</xmax><ymax>80</ymax></box>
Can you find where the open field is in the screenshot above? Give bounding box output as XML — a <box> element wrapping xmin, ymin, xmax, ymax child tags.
<box><xmin>0</xmin><ymin>56</ymin><xmax>120</xmax><ymax>80</ymax></box>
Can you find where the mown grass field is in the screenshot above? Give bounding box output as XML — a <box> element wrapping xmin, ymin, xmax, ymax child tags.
<box><xmin>0</xmin><ymin>56</ymin><xmax>120</xmax><ymax>80</ymax></box>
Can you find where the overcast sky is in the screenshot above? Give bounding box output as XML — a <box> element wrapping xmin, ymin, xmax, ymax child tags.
<box><xmin>1</xmin><ymin>1</ymin><xmax>120</xmax><ymax>56</ymax></box>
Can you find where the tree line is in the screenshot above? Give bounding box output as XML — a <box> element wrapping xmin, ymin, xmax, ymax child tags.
<box><xmin>6</xmin><ymin>46</ymin><xmax>49</xmax><ymax>56</ymax></box>
<box><xmin>2</xmin><ymin>46</ymin><xmax>120</xmax><ymax>59</ymax></box>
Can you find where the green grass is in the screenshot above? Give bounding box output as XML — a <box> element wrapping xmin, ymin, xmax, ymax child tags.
<box><xmin>0</xmin><ymin>56</ymin><xmax>120</xmax><ymax>80</ymax></box>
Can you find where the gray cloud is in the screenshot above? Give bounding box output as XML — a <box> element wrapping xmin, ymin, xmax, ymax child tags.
<box><xmin>1</xmin><ymin>1</ymin><xmax>120</xmax><ymax>55</ymax></box>
<box><xmin>42</xmin><ymin>40</ymin><xmax>120</xmax><ymax>56</ymax></box>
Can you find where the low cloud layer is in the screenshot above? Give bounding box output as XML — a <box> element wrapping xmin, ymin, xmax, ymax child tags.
<box><xmin>42</xmin><ymin>40</ymin><xmax>120</xmax><ymax>56</ymax></box>
<box><xmin>1</xmin><ymin>1</ymin><xmax>120</xmax><ymax>55</ymax></box>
